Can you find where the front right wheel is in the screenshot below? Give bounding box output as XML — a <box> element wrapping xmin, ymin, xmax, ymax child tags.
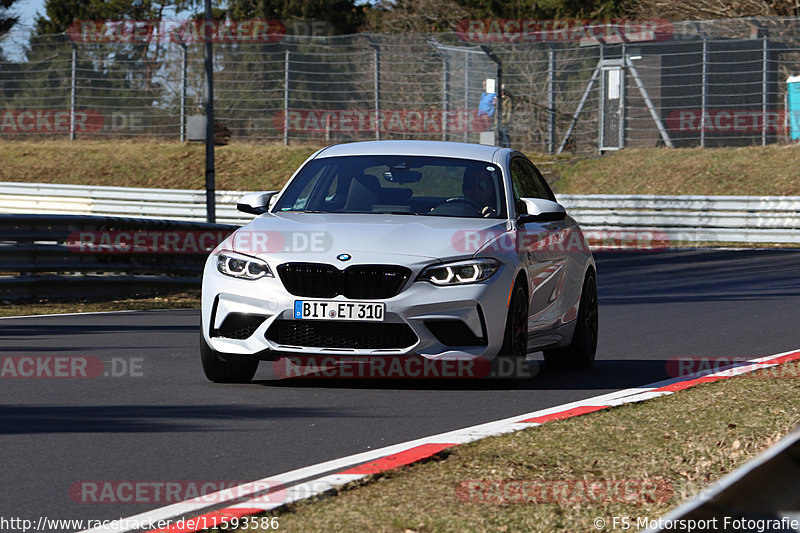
<box><xmin>543</xmin><ymin>270</ymin><xmax>598</xmax><ymax>370</ymax></box>
<box><xmin>498</xmin><ymin>281</ymin><xmax>529</xmax><ymax>361</ymax></box>
<box><xmin>200</xmin><ymin>333</ymin><xmax>259</xmax><ymax>383</ymax></box>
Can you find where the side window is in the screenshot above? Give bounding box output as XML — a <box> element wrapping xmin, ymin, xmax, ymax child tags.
<box><xmin>509</xmin><ymin>159</ymin><xmax>525</xmax><ymax>216</ymax></box>
<box><xmin>510</xmin><ymin>157</ymin><xmax>555</xmax><ymax>216</ymax></box>
<box><xmin>520</xmin><ymin>158</ymin><xmax>556</xmax><ymax>202</ymax></box>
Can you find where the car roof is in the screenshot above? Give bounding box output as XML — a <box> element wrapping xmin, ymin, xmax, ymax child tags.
<box><xmin>314</xmin><ymin>140</ymin><xmax>507</xmax><ymax>163</ymax></box>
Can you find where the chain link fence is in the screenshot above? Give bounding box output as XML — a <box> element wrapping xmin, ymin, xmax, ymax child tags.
<box><xmin>3</xmin><ymin>17</ymin><xmax>800</xmax><ymax>153</ymax></box>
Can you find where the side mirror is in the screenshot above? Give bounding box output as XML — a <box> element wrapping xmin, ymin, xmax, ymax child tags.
<box><xmin>518</xmin><ymin>198</ymin><xmax>567</xmax><ymax>224</ymax></box>
<box><xmin>237</xmin><ymin>191</ymin><xmax>278</xmax><ymax>215</ymax></box>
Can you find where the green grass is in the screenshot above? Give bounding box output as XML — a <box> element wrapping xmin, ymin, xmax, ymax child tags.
<box><xmin>213</xmin><ymin>360</ymin><xmax>800</xmax><ymax>533</ymax></box>
<box><xmin>2</xmin><ymin>140</ymin><xmax>799</xmax><ymax>195</ymax></box>
<box><xmin>549</xmin><ymin>144</ymin><xmax>800</xmax><ymax>196</ymax></box>
<box><xmin>0</xmin><ymin>140</ymin><xmax>320</xmax><ymax>191</ymax></box>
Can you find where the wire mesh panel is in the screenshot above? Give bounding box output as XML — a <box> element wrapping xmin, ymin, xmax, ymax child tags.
<box><xmin>3</xmin><ymin>18</ymin><xmax>800</xmax><ymax>153</ymax></box>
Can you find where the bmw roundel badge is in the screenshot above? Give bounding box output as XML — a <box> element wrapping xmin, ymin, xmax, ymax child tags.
<box><xmin>337</xmin><ymin>253</ymin><xmax>352</xmax><ymax>262</ymax></box>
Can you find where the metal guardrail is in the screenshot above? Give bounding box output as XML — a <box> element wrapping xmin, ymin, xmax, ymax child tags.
<box><xmin>558</xmin><ymin>194</ymin><xmax>800</xmax><ymax>244</ymax></box>
<box><xmin>0</xmin><ymin>214</ymin><xmax>236</xmax><ymax>300</ymax></box>
<box><xmin>2</xmin><ymin>182</ymin><xmax>799</xmax><ymax>244</ymax></box>
<box><xmin>0</xmin><ymin>182</ymin><xmax>252</xmax><ymax>225</ymax></box>
<box><xmin>646</xmin><ymin>426</ymin><xmax>800</xmax><ymax>532</ymax></box>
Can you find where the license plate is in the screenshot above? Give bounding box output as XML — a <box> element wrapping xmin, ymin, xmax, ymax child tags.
<box><xmin>293</xmin><ymin>300</ymin><xmax>385</xmax><ymax>321</ymax></box>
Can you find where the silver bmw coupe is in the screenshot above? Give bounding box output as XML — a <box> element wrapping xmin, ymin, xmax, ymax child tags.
<box><xmin>200</xmin><ymin>141</ymin><xmax>597</xmax><ymax>382</ymax></box>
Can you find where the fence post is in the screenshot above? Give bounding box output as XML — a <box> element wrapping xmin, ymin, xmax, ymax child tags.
<box><xmin>701</xmin><ymin>33</ymin><xmax>708</xmax><ymax>148</ymax></box>
<box><xmin>620</xmin><ymin>41</ymin><xmax>627</xmax><ymax>150</ymax></box>
<box><xmin>373</xmin><ymin>43</ymin><xmax>381</xmax><ymax>141</ymax></box>
<box><xmin>463</xmin><ymin>52</ymin><xmax>469</xmax><ymax>143</ymax></box>
<box><xmin>427</xmin><ymin>40</ymin><xmax>449</xmax><ymax>142</ymax></box>
<box><xmin>180</xmin><ymin>43</ymin><xmax>187</xmax><ymax>142</ymax></box>
<box><xmin>548</xmin><ymin>45</ymin><xmax>556</xmax><ymax>154</ymax></box>
<box><xmin>480</xmin><ymin>45</ymin><xmax>502</xmax><ymax>147</ymax></box>
<box><xmin>284</xmin><ymin>49</ymin><xmax>290</xmax><ymax>146</ymax></box>
<box><xmin>442</xmin><ymin>57</ymin><xmax>449</xmax><ymax>141</ymax></box>
<box><xmin>203</xmin><ymin>0</ymin><xmax>216</xmax><ymax>224</ymax></box>
<box><xmin>598</xmin><ymin>42</ymin><xmax>604</xmax><ymax>154</ymax></box>
<box><xmin>70</xmin><ymin>43</ymin><xmax>77</xmax><ymax>141</ymax></box>
<box><xmin>762</xmin><ymin>32</ymin><xmax>768</xmax><ymax>146</ymax></box>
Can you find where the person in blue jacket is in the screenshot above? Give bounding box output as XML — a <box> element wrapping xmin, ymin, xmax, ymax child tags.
<box><xmin>478</xmin><ymin>79</ymin><xmax>497</xmax><ymax>123</ymax></box>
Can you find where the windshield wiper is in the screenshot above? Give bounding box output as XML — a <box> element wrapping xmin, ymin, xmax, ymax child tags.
<box><xmin>372</xmin><ymin>211</ymin><xmax>420</xmax><ymax>216</ymax></box>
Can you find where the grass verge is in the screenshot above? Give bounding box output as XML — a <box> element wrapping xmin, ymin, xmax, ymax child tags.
<box><xmin>3</xmin><ymin>140</ymin><xmax>800</xmax><ymax>196</ymax></box>
<box><xmin>0</xmin><ymin>289</ymin><xmax>200</xmax><ymax>317</ymax></box>
<box><xmin>0</xmin><ymin>140</ymin><xmax>320</xmax><ymax>192</ymax></box>
<box><xmin>551</xmin><ymin>144</ymin><xmax>800</xmax><ymax>196</ymax></box>
<box><xmin>214</xmin><ymin>359</ymin><xmax>800</xmax><ymax>533</ymax></box>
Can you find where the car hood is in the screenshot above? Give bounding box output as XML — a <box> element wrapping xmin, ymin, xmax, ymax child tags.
<box><xmin>227</xmin><ymin>212</ymin><xmax>509</xmax><ymax>262</ymax></box>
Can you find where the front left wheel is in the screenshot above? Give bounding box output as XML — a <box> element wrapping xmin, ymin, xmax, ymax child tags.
<box><xmin>200</xmin><ymin>333</ymin><xmax>259</xmax><ymax>383</ymax></box>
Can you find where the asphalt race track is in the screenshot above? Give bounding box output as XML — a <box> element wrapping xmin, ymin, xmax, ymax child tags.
<box><xmin>1</xmin><ymin>249</ymin><xmax>798</xmax><ymax>531</ymax></box>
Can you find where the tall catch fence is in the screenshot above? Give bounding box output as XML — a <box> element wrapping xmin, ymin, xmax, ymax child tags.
<box><xmin>3</xmin><ymin>17</ymin><xmax>800</xmax><ymax>153</ymax></box>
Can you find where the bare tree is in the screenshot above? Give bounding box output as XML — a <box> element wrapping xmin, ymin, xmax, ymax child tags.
<box><xmin>0</xmin><ymin>0</ymin><xmax>20</xmax><ymax>36</ymax></box>
<box><xmin>364</xmin><ymin>0</ymin><xmax>469</xmax><ymax>33</ymax></box>
<box><xmin>628</xmin><ymin>0</ymin><xmax>800</xmax><ymax>20</ymax></box>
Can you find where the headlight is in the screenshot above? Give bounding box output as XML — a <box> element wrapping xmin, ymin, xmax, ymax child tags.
<box><xmin>417</xmin><ymin>259</ymin><xmax>499</xmax><ymax>286</ymax></box>
<box><xmin>216</xmin><ymin>250</ymin><xmax>273</xmax><ymax>280</ymax></box>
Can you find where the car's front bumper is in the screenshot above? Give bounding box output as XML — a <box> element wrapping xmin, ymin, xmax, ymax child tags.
<box><xmin>201</xmin><ymin>253</ymin><xmax>517</xmax><ymax>361</ymax></box>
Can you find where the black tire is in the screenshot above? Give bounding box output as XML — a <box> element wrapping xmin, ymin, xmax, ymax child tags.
<box><xmin>543</xmin><ymin>271</ymin><xmax>598</xmax><ymax>370</ymax></box>
<box><xmin>498</xmin><ymin>281</ymin><xmax>528</xmax><ymax>361</ymax></box>
<box><xmin>200</xmin><ymin>333</ymin><xmax>259</xmax><ymax>383</ymax></box>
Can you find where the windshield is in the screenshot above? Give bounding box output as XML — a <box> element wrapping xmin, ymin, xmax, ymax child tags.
<box><xmin>273</xmin><ymin>155</ymin><xmax>506</xmax><ymax>219</ymax></box>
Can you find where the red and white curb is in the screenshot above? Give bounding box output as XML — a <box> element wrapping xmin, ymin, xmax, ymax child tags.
<box><xmin>78</xmin><ymin>348</ymin><xmax>800</xmax><ymax>533</ymax></box>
